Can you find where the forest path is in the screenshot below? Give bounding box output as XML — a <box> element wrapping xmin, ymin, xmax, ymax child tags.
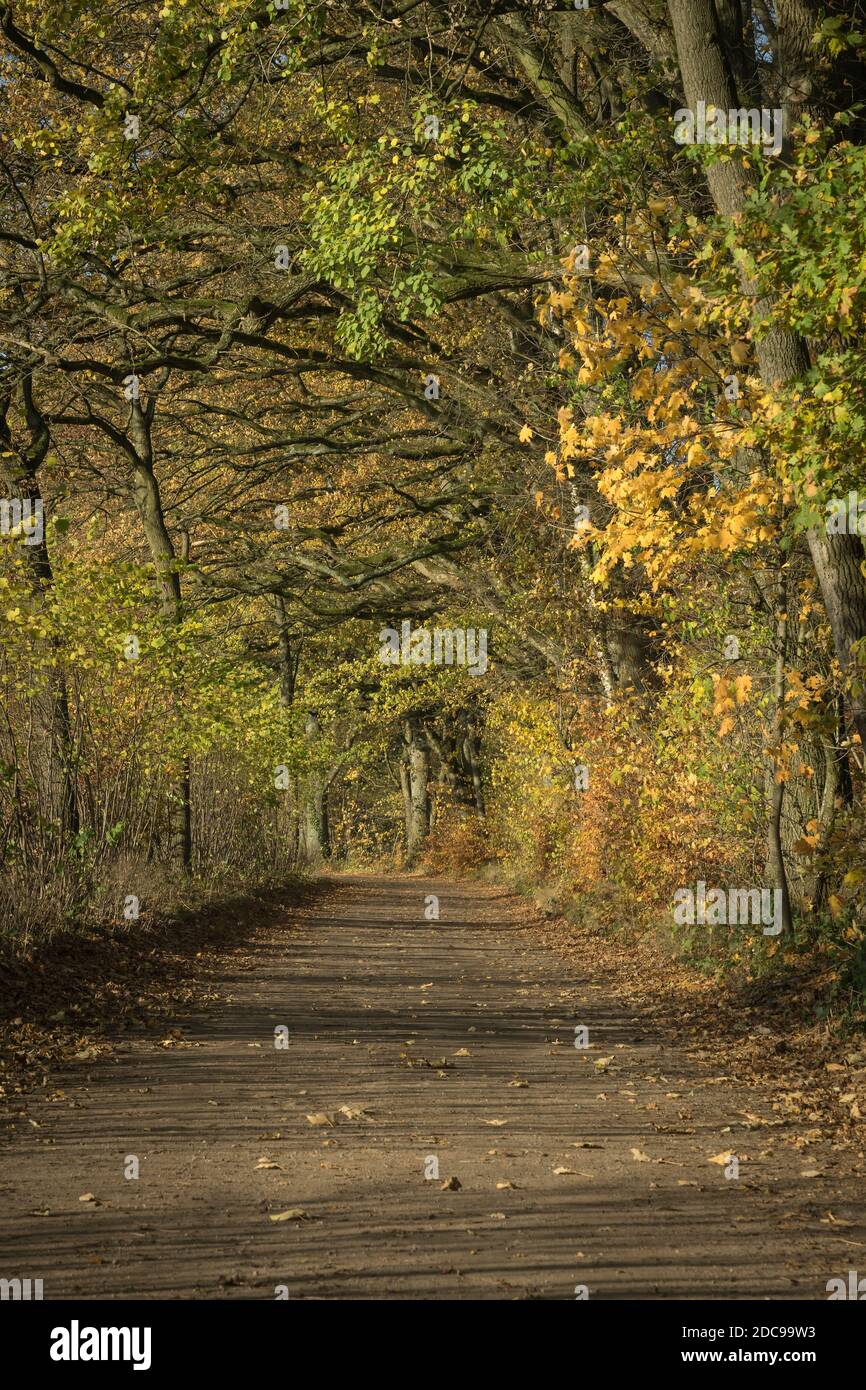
<box><xmin>0</xmin><ymin>874</ymin><xmax>861</xmax><ymax>1300</ymax></box>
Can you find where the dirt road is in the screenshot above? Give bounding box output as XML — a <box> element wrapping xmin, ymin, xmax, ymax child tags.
<box><xmin>0</xmin><ymin>875</ymin><xmax>862</xmax><ymax>1299</ymax></box>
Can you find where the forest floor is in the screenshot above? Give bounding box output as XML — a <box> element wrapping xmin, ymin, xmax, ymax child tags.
<box><xmin>1</xmin><ymin>873</ymin><xmax>865</xmax><ymax>1300</ymax></box>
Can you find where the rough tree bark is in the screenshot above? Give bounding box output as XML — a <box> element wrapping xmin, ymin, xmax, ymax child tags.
<box><xmin>299</xmin><ymin>709</ymin><xmax>330</xmax><ymax>865</ymax></box>
<box><xmin>402</xmin><ymin>717</ymin><xmax>430</xmax><ymax>865</ymax></box>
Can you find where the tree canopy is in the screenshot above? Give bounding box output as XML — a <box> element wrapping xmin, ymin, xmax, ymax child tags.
<box><xmin>2</xmin><ymin>0</ymin><xmax>866</xmax><ymax>1017</ymax></box>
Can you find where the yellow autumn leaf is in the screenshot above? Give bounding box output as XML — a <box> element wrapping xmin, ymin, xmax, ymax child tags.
<box><xmin>734</xmin><ymin>675</ymin><xmax>752</xmax><ymax>703</ymax></box>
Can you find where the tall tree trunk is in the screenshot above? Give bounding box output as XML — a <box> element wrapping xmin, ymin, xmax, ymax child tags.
<box><xmin>403</xmin><ymin>717</ymin><xmax>430</xmax><ymax>865</ymax></box>
<box><xmin>460</xmin><ymin>720</ymin><xmax>486</xmax><ymax>816</ymax></box>
<box><xmin>805</xmin><ymin>529</ymin><xmax>866</xmax><ymax>748</ymax></box>
<box><xmin>274</xmin><ymin>595</ymin><xmax>300</xmax><ymax>707</ymax></box>
<box><xmin>0</xmin><ymin>381</ymin><xmax>79</xmax><ymax>847</ymax></box>
<box><xmin>667</xmin><ymin>0</ymin><xmax>866</xmax><ymax>749</ymax></box>
<box><xmin>808</xmin><ymin>730</ymin><xmax>842</xmax><ymax>911</ymax></box>
<box><xmin>127</xmin><ymin>398</ymin><xmax>191</xmax><ymax>870</ymax></box>
<box><xmin>399</xmin><ymin>755</ymin><xmax>413</xmax><ymax>848</ymax></box>
<box><xmin>299</xmin><ymin>710</ymin><xmax>330</xmax><ymax>865</ymax></box>
<box><xmin>766</xmin><ymin>573</ymin><xmax>794</xmax><ymax>934</ymax></box>
<box><xmin>425</xmin><ymin>725</ymin><xmax>471</xmax><ymax>809</ymax></box>
<box><xmin>274</xmin><ymin>596</ymin><xmax>301</xmax><ymax>864</ymax></box>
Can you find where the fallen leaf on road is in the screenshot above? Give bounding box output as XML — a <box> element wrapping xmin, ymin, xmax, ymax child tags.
<box><xmin>400</xmin><ymin>1054</ymin><xmax>453</xmax><ymax>1070</ymax></box>
<box><xmin>256</xmin><ymin>1157</ymin><xmax>280</xmax><ymax>1170</ymax></box>
<box><xmin>708</xmin><ymin>1152</ymin><xmax>732</xmax><ymax>1165</ymax></box>
<box><xmin>496</xmin><ymin>1180</ymin><xmax>517</xmax><ymax>1189</ymax></box>
<box><xmin>483</xmin><ymin>1119</ymin><xmax>508</xmax><ymax>1126</ymax></box>
<box><xmin>630</xmin><ymin>1148</ymin><xmax>651</xmax><ymax>1162</ymax></box>
<box><xmin>305</xmin><ymin>1112</ymin><xmax>336</xmax><ymax>1127</ymax></box>
<box><xmin>440</xmin><ymin>1176</ymin><xmax>461</xmax><ymax>1191</ymax></box>
<box><xmin>269</xmin><ymin>1208</ymin><xmax>310</xmax><ymax>1222</ymax></box>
